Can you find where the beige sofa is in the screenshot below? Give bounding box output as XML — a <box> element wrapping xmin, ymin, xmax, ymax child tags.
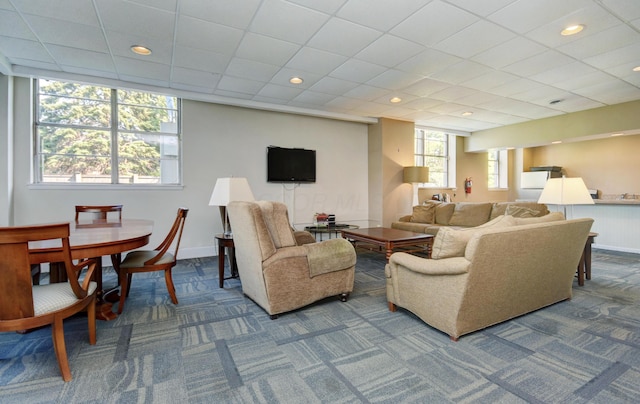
<box><xmin>391</xmin><ymin>201</ymin><xmax>550</xmax><ymax>235</ymax></box>
<box><xmin>386</xmin><ymin>215</ymin><xmax>593</xmax><ymax>340</ymax></box>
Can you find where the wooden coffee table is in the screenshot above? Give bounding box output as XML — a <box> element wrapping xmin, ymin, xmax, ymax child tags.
<box><xmin>340</xmin><ymin>227</ymin><xmax>434</xmax><ymax>262</ymax></box>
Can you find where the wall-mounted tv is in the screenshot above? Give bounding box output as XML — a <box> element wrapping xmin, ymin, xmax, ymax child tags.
<box><xmin>267</xmin><ymin>146</ymin><xmax>316</xmax><ymax>183</ymax></box>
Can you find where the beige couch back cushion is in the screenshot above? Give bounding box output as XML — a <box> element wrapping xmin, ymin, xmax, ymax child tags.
<box><xmin>410</xmin><ymin>204</ymin><xmax>436</xmax><ymax>224</ymax></box>
<box><xmin>490</xmin><ymin>202</ymin><xmax>549</xmax><ymax>220</ymax></box>
<box><xmin>448</xmin><ymin>202</ymin><xmax>493</xmax><ymax>227</ymax></box>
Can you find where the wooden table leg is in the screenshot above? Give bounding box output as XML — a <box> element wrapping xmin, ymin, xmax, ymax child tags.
<box><xmin>218</xmin><ymin>238</ymin><xmax>225</xmax><ymax>288</ymax></box>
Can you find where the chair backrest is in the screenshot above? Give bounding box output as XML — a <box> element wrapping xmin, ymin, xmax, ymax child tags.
<box><xmin>145</xmin><ymin>207</ymin><xmax>189</xmax><ymax>265</ymax></box>
<box><xmin>0</xmin><ymin>223</ymin><xmax>95</xmax><ymax>320</ymax></box>
<box><xmin>75</xmin><ymin>205</ymin><xmax>123</xmax><ymax>222</ymax></box>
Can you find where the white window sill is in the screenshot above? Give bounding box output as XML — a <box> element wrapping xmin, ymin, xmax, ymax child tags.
<box><xmin>27</xmin><ymin>183</ymin><xmax>184</xmax><ymax>191</ymax></box>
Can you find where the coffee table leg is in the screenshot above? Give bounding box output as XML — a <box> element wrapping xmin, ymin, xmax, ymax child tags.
<box><xmin>218</xmin><ymin>238</ymin><xmax>225</xmax><ymax>288</ymax></box>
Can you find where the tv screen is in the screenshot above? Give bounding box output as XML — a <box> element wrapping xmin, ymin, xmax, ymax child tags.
<box><xmin>267</xmin><ymin>146</ymin><xmax>316</xmax><ymax>183</ymax></box>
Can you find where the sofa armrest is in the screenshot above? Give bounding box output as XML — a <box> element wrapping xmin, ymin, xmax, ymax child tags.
<box><xmin>293</xmin><ymin>230</ymin><xmax>317</xmax><ymax>245</ymax></box>
<box><xmin>388</xmin><ymin>252</ymin><xmax>470</xmax><ymax>276</ymax></box>
<box><xmin>398</xmin><ymin>215</ymin><xmax>412</xmax><ymax>222</ymax></box>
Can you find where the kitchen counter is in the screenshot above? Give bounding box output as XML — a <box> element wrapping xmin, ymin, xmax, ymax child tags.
<box><xmin>594</xmin><ymin>199</ymin><xmax>640</xmax><ymax>205</ymax></box>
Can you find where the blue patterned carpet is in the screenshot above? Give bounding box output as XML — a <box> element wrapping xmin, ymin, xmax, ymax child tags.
<box><xmin>1</xmin><ymin>249</ymin><xmax>639</xmax><ymax>403</ymax></box>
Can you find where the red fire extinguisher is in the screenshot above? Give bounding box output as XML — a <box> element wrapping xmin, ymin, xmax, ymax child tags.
<box><xmin>465</xmin><ymin>177</ymin><xmax>472</xmax><ymax>194</ymax></box>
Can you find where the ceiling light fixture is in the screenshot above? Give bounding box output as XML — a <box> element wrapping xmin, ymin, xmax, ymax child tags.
<box><xmin>131</xmin><ymin>45</ymin><xmax>152</xmax><ymax>56</ymax></box>
<box><xmin>561</xmin><ymin>24</ymin><xmax>584</xmax><ymax>36</ymax></box>
<box><xmin>461</xmin><ymin>111</ymin><xmax>473</xmax><ymax>116</ymax></box>
<box><xmin>389</xmin><ymin>97</ymin><xmax>402</xmax><ymax>103</ymax></box>
<box><xmin>633</xmin><ymin>66</ymin><xmax>640</xmax><ymax>72</ymax></box>
<box><xmin>289</xmin><ymin>77</ymin><xmax>303</xmax><ymax>84</ymax></box>
<box><xmin>610</xmin><ymin>133</ymin><xmax>624</xmax><ymax>137</ymax></box>
<box><xmin>552</xmin><ymin>141</ymin><xmax>562</xmax><ymax>144</ymax></box>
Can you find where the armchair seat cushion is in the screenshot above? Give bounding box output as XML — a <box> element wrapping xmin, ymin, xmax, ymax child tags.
<box><xmin>306</xmin><ymin>238</ymin><xmax>357</xmax><ymax>277</ymax></box>
<box><xmin>33</xmin><ymin>282</ymin><xmax>97</xmax><ymax>316</ymax></box>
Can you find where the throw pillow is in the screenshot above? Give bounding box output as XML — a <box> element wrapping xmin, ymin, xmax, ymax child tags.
<box><xmin>431</xmin><ymin>215</ymin><xmax>516</xmax><ymax>259</ymax></box>
<box><xmin>448</xmin><ymin>203</ymin><xmax>493</xmax><ymax>227</ymax></box>
<box><xmin>514</xmin><ymin>211</ymin><xmax>565</xmax><ymax>225</ymax></box>
<box><xmin>434</xmin><ymin>202</ymin><xmax>456</xmax><ymax>225</ymax></box>
<box><xmin>410</xmin><ymin>204</ymin><xmax>436</xmax><ymax>223</ymax></box>
<box><xmin>506</xmin><ymin>204</ymin><xmax>545</xmax><ymax>218</ymax></box>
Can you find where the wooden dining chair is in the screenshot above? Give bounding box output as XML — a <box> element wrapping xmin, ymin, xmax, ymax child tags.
<box><xmin>117</xmin><ymin>208</ymin><xmax>188</xmax><ymax>314</ymax></box>
<box><xmin>75</xmin><ymin>204</ymin><xmax>123</xmax><ymax>222</ymax></box>
<box><xmin>0</xmin><ymin>223</ymin><xmax>97</xmax><ymax>382</ymax></box>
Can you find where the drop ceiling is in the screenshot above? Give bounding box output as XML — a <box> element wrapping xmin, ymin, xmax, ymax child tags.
<box><xmin>1</xmin><ymin>0</ymin><xmax>639</xmax><ymax>133</ymax></box>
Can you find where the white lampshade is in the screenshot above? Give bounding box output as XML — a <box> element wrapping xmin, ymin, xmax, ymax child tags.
<box><xmin>538</xmin><ymin>177</ymin><xmax>594</xmax><ymax>205</ymax></box>
<box><xmin>209</xmin><ymin>177</ymin><xmax>255</xmax><ymax>206</ymax></box>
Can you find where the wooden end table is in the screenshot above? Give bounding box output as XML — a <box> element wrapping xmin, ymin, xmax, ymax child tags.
<box><xmin>340</xmin><ymin>227</ymin><xmax>434</xmax><ymax>262</ymax></box>
<box><xmin>216</xmin><ymin>234</ymin><xmax>238</xmax><ymax>288</ymax></box>
<box><xmin>577</xmin><ymin>232</ymin><xmax>598</xmax><ymax>286</ymax></box>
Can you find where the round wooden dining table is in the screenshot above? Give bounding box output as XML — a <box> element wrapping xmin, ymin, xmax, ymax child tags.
<box><xmin>29</xmin><ymin>219</ymin><xmax>153</xmax><ymax>320</ymax></box>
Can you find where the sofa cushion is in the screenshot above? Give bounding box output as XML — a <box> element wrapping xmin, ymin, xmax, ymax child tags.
<box><xmin>434</xmin><ymin>202</ymin><xmax>456</xmax><ymax>225</ymax></box>
<box><xmin>513</xmin><ymin>211</ymin><xmax>565</xmax><ymax>225</ymax></box>
<box><xmin>448</xmin><ymin>202</ymin><xmax>493</xmax><ymax>227</ymax></box>
<box><xmin>410</xmin><ymin>204</ymin><xmax>436</xmax><ymax>224</ymax></box>
<box><xmin>431</xmin><ymin>215</ymin><xmax>516</xmax><ymax>259</ymax></box>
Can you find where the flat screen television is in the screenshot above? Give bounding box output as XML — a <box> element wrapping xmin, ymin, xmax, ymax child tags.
<box><xmin>267</xmin><ymin>146</ymin><xmax>316</xmax><ymax>183</ymax></box>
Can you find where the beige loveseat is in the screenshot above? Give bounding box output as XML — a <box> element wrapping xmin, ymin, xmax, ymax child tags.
<box><xmin>386</xmin><ymin>215</ymin><xmax>593</xmax><ymax>340</ymax></box>
<box><xmin>392</xmin><ymin>201</ymin><xmax>549</xmax><ymax>235</ymax></box>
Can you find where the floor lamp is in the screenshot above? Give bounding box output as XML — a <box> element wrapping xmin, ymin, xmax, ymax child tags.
<box><xmin>209</xmin><ymin>177</ymin><xmax>255</xmax><ymax>237</ymax></box>
<box><xmin>538</xmin><ymin>177</ymin><xmax>594</xmax><ymax>218</ymax></box>
<box><xmin>404</xmin><ymin>166</ymin><xmax>430</xmax><ymax>206</ymax></box>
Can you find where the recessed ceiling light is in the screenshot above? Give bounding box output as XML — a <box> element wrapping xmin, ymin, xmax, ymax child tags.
<box><xmin>552</xmin><ymin>140</ymin><xmax>562</xmax><ymax>144</ymax></box>
<box><xmin>610</xmin><ymin>133</ymin><xmax>624</xmax><ymax>137</ymax></box>
<box><xmin>561</xmin><ymin>24</ymin><xmax>584</xmax><ymax>36</ymax></box>
<box><xmin>389</xmin><ymin>97</ymin><xmax>402</xmax><ymax>103</ymax></box>
<box><xmin>289</xmin><ymin>77</ymin><xmax>303</xmax><ymax>84</ymax></box>
<box><xmin>131</xmin><ymin>45</ymin><xmax>152</xmax><ymax>56</ymax></box>
<box><xmin>633</xmin><ymin>66</ymin><xmax>640</xmax><ymax>72</ymax></box>
<box><xmin>461</xmin><ymin>111</ymin><xmax>473</xmax><ymax>116</ymax></box>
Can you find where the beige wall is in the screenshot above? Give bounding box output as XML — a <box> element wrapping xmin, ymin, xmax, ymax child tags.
<box><xmin>528</xmin><ymin>134</ymin><xmax>640</xmax><ymax>196</ymax></box>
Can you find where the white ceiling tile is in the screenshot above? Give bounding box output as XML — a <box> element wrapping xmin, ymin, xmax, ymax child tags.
<box><xmin>180</xmin><ymin>0</ymin><xmax>260</xmax><ymax>28</ymax></box>
<box><xmin>402</xmin><ymin>98</ymin><xmax>444</xmax><ymax>111</ymax></box>
<box><xmin>460</xmin><ymin>71</ymin><xmax>520</xmax><ymax>91</ymax></box>
<box><xmin>48</xmin><ymin>45</ymin><xmax>114</xmax><ymax>72</ymax></box>
<box><xmin>217</xmin><ymin>76</ymin><xmax>266</xmax><ymax>94</ymax></box>
<box><xmin>61</xmin><ymin>65</ymin><xmax>118</xmax><ymax>79</ymax></box>
<box><xmin>502</xmin><ymin>50</ymin><xmax>574</xmax><ymax>77</ymax></box>
<box><xmin>552</xmin><ymin>70</ymin><xmax>616</xmax><ymax>92</ymax></box>
<box><xmin>23</xmin><ymin>15</ymin><xmax>108</xmax><ymax>52</ymax></box>
<box><xmin>584</xmin><ymin>42</ymin><xmax>640</xmax><ymax>69</ymax></box>
<box><xmin>455</xmin><ymin>91</ymin><xmax>502</xmax><ymax>106</ymax></box>
<box><xmin>118</xmin><ymin>74</ymin><xmax>169</xmax><ymax>88</ymax></box>
<box><xmin>127</xmin><ymin>0</ymin><xmax>176</xmax><ymax>12</ymax></box>
<box><xmin>285</xmin><ymin>47</ymin><xmax>348</xmax><ymax>76</ymax></box>
<box><xmin>213</xmin><ymin>89</ymin><xmax>254</xmax><ymax>100</ymax></box>
<box><xmin>573</xmin><ymin>78</ymin><xmax>640</xmax><ymax>104</ymax></box>
<box><xmin>14</xmin><ymin>0</ymin><xmax>99</xmax><ymax>24</ymax></box>
<box><xmin>10</xmin><ymin>59</ymin><xmax>59</xmax><ymax>72</ymax></box>
<box><xmin>426</xmin><ymin>102</ymin><xmax>469</xmax><ymax>115</ymax></box>
<box><xmin>171</xmin><ymin>66</ymin><xmax>219</xmax><ymax>90</ymax></box>
<box><xmin>330</xmin><ymin>59</ymin><xmax>387</xmax><ymax>83</ymax></box>
<box><xmin>257</xmin><ymin>83</ymin><xmax>304</xmax><ymax>100</ymax></box>
<box><xmin>0</xmin><ymin>36</ymin><xmax>52</xmax><ymax>62</ymax></box>
<box><xmin>95</xmin><ymin>0</ymin><xmax>175</xmax><ymax>41</ymax></box>
<box><xmin>396</xmin><ymin>49</ymin><xmax>462</xmax><ymax>76</ymax></box>
<box><xmin>488</xmin><ymin>0</ymin><xmax>590</xmax><ymax>34</ymax></box>
<box><xmin>173</xmin><ymin>46</ymin><xmax>230</xmax><ymax>73</ymax></box>
<box><xmin>106</xmin><ymin>30</ymin><xmax>173</xmax><ymax>63</ymax></box>
<box><xmin>372</xmin><ymin>92</ymin><xmax>418</xmax><ymax>105</ymax></box>
<box><xmin>336</xmin><ymin>0</ymin><xmax>427</xmax><ymax>32</ymax></box>
<box><xmin>509</xmin><ymin>85</ymin><xmax>571</xmax><ymax>106</ymax></box>
<box><xmin>235</xmin><ymin>33</ymin><xmax>300</xmax><ymax>66</ymax></box>
<box><xmin>557</xmin><ymin>24</ymin><xmax>640</xmax><ymax>60</ymax></box>
<box><xmin>391</xmin><ymin>0</ymin><xmax>477</xmax><ymax>46</ymax></box>
<box><xmin>489</xmin><ymin>77</ymin><xmax>547</xmax><ymax>97</ymax></box>
<box><xmin>286</xmin><ymin>0</ymin><xmax>348</xmax><ymax>14</ymax></box>
<box><xmin>292</xmin><ymin>90</ymin><xmax>337</xmax><ymax>105</ymax></box>
<box><xmin>309</xmin><ymin>76</ymin><xmax>360</xmax><ymax>95</ymax></box>
<box><xmin>0</xmin><ymin>10</ymin><xmax>35</xmax><ymax>39</ymax></box>
<box><xmin>176</xmin><ymin>15</ymin><xmax>244</xmax><ymax>55</ymax></box>
<box><xmin>270</xmin><ymin>67</ymin><xmax>323</xmax><ymax>88</ymax></box>
<box><xmin>433</xmin><ymin>20</ymin><xmax>516</xmax><ymax>59</ymax></box>
<box><xmin>429</xmin><ymin>86</ymin><xmax>480</xmax><ymax>102</ymax></box>
<box><xmin>530</xmin><ymin>62</ymin><xmax>599</xmax><ymax>86</ymax></box>
<box><xmin>445</xmin><ymin>0</ymin><xmax>518</xmax><ymax>17</ymax></box>
<box><xmin>225</xmin><ymin>58</ymin><xmax>279</xmax><ymax>82</ymax></box>
<box><xmin>403</xmin><ymin>78</ymin><xmax>451</xmax><ymax>97</ymax></box>
<box><xmin>326</xmin><ymin>96</ymin><xmax>368</xmax><ymax>110</ymax></box>
<box><xmin>113</xmin><ymin>56</ymin><xmax>170</xmax><ymax>80</ymax></box>
<box><xmin>471</xmin><ymin>36</ymin><xmax>546</xmax><ymax>69</ymax></box>
<box><xmin>602</xmin><ymin>0</ymin><xmax>640</xmax><ymax>20</ymax></box>
<box><xmin>430</xmin><ymin>60</ymin><xmax>493</xmax><ymax>84</ymax></box>
<box><xmin>307</xmin><ymin>18</ymin><xmax>381</xmax><ymax>57</ymax></box>
<box><xmin>548</xmin><ymin>96</ymin><xmax>605</xmax><ymax>113</ymax></box>
<box><xmin>342</xmin><ymin>85</ymin><xmax>390</xmax><ymax>102</ymax></box>
<box><xmin>366</xmin><ymin>69</ymin><xmax>423</xmax><ymax>90</ymax></box>
<box><xmin>355</xmin><ymin>34</ymin><xmax>424</xmax><ymax>68</ymax></box>
<box><xmin>250</xmin><ymin>0</ymin><xmax>329</xmax><ymax>44</ymax></box>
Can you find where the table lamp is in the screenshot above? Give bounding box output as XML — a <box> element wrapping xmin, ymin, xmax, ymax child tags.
<box><xmin>538</xmin><ymin>176</ymin><xmax>594</xmax><ymax>218</ymax></box>
<box><xmin>209</xmin><ymin>177</ymin><xmax>255</xmax><ymax>236</ymax></box>
<box><xmin>404</xmin><ymin>166</ymin><xmax>430</xmax><ymax>206</ymax></box>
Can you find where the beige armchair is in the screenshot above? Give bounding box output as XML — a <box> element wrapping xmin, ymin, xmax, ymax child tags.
<box><xmin>227</xmin><ymin>201</ymin><xmax>356</xmax><ymax>318</ymax></box>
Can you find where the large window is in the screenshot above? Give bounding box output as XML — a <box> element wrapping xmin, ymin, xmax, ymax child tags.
<box><xmin>34</xmin><ymin>79</ymin><xmax>181</xmax><ymax>185</ymax></box>
<box><xmin>414</xmin><ymin>128</ymin><xmax>456</xmax><ymax>187</ymax></box>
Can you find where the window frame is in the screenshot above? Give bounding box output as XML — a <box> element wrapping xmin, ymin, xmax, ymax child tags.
<box><xmin>32</xmin><ymin>79</ymin><xmax>183</xmax><ymax>189</ymax></box>
<box><xmin>488</xmin><ymin>149</ymin><xmax>508</xmax><ymax>190</ymax></box>
<box><xmin>413</xmin><ymin>127</ymin><xmax>457</xmax><ymax>188</ymax></box>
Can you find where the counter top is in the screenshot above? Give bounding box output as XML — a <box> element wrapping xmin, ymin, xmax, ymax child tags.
<box><xmin>594</xmin><ymin>199</ymin><xmax>640</xmax><ymax>205</ymax></box>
